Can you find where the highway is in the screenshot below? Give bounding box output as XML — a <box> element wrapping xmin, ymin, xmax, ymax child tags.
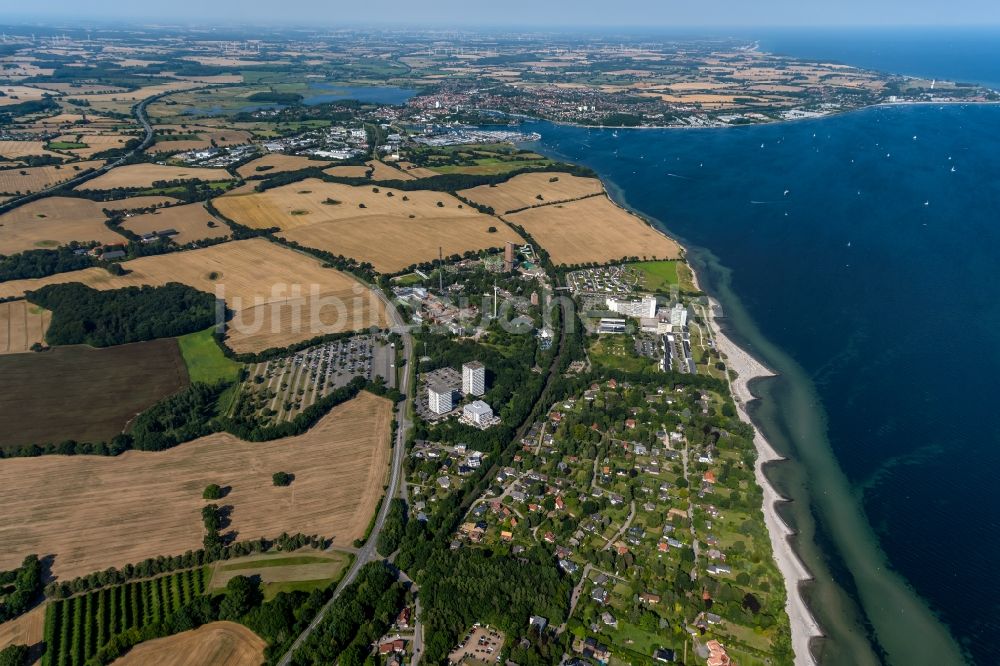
<box><xmin>276</xmin><ymin>290</ymin><xmax>414</xmax><ymax>665</ymax></box>
<box><xmin>1</xmin><ymin>89</ymin><xmax>173</xmax><ymax>214</ymax></box>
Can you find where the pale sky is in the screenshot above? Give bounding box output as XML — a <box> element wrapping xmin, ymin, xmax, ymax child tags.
<box><xmin>5</xmin><ymin>0</ymin><xmax>1000</xmax><ymax>28</ymax></box>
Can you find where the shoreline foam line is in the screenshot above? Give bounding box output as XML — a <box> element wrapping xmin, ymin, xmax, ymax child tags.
<box><xmin>698</xmin><ymin>293</ymin><xmax>823</xmax><ymax>665</ymax></box>
<box><xmin>597</xmin><ymin>179</ymin><xmax>823</xmax><ymax>664</ymax></box>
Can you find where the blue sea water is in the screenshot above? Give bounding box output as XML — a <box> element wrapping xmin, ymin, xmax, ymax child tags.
<box><xmin>519</xmin><ymin>34</ymin><xmax>1000</xmax><ymax>663</ymax></box>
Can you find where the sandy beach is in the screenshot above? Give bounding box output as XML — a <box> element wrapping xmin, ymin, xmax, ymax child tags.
<box><xmin>598</xmin><ymin>180</ymin><xmax>823</xmax><ymax>663</ymax></box>
<box><xmin>698</xmin><ymin>292</ymin><xmax>823</xmax><ymax>665</ymax></box>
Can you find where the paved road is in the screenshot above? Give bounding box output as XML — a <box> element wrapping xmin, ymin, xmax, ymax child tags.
<box><xmin>0</xmin><ymin>90</ymin><xmax>164</xmax><ymax>214</ymax></box>
<box><xmin>277</xmin><ymin>291</ymin><xmax>414</xmax><ymax>666</ymax></box>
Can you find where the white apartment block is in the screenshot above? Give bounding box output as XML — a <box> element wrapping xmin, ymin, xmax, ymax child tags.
<box><xmin>606</xmin><ymin>295</ymin><xmax>657</xmax><ymax>319</ymax></box>
<box><xmin>463</xmin><ymin>400</ymin><xmax>494</xmax><ymax>426</ymax></box>
<box><xmin>462</xmin><ymin>361</ymin><xmax>486</xmax><ymax>396</ymax></box>
<box><xmin>428</xmin><ymin>383</ymin><xmax>453</xmax><ymax>414</ymax></box>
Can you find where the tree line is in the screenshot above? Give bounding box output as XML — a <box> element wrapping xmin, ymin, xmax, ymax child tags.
<box><xmin>0</xmin><ymin>555</ymin><xmax>43</xmax><ymax>623</ymax></box>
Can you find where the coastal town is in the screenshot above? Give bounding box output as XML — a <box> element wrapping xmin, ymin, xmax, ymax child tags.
<box><xmin>7</xmin><ymin>18</ymin><xmax>988</xmax><ymax>666</ymax></box>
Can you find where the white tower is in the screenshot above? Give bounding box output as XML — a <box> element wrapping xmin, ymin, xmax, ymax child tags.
<box><xmin>462</xmin><ymin>361</ymin><xmax>486</xmax><ymax>397</ymax></box>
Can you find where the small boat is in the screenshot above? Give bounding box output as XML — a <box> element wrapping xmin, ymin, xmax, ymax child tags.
<box><xmin>783</xmin><ymin>189</ymin><xmax>790</xmax><ymax>196</ymax></box>
<box><xmin>924</xmin><ymin>201</ymin><xmax>930</xmax><ymax>206</ymax></box>
<box><xmin>951</xmin><ymin>166</ymin><xmax>956</xmax><ymax>172</ymax></box>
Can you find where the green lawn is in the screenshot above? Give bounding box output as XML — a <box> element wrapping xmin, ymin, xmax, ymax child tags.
<box><xmin>392</xmin><ymin>272</ymin><xmax>424</xmax><ymax>285</ymax></box>
<box><xmin>589</xmin><ymin>336</ymin><xmax>657</xmax><ymax>373</ymax></box>
<box><xmin>630</xmin><ymin>260</ymin><xmax>680</xmax><ymax>292</ymax></box>
<box><xmin>45</xmin><ymin>141</ymin><xmax>87</xmax><ymax>150</ymax></box>
<box><xmin>219</xmin><ymin>555</ymin><xmax>333</xmax><ymax>571</ymax></box>
<box><xmin>177</xmin><ymin>327</ymin><xmax>241</xmax><ymax>384</ymax></box>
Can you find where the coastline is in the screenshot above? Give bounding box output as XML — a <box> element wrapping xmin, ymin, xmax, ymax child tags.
<box><xmin>700</xmin><ymin>294</ymin><xmax>823</xmax><ymax>666</ymax></box>
<box><xmin>500</xmin><ymin>98</ymin><xmax>1000</xmax><ymax>132</ymax></box>
<box><xmin>592</xmin><ymin>181</ymin><xmax>823</xmax><ymax>664</ymax></box>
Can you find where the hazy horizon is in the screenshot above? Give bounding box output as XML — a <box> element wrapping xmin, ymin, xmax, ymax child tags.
<box><xmin>4</xmin><ymin>0</ymin><xmax>1000</xmax><ymax>29</ymax></box>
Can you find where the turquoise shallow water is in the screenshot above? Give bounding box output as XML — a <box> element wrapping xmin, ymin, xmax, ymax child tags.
<box><xmin>522</xmin><ymin>101</ymin><xmax>1000</xmax><ymax>664</ymax></box>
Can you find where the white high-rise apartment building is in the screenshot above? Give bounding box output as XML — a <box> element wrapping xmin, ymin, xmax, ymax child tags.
<box><xmin>462</xmin><ymin>361</ymin><xmax>486</xmax><ymax>396</ymax></box>
<box><xmin>428</xmin><ymin>383</ymin><xmax>453</xmax><ymax>414</ymax></box>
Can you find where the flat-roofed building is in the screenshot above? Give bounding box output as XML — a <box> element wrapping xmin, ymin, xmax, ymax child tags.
<box><xmin>462</xmin><ymin>361</ymin><xmax>486</xmax><ymax>396</ymax></box>
<box><xmin>428</xmin><ymin>383</ymin><xmax>453</xmax><ymax>414</ymax></box>
<box><xmin>463</xmin><ymin>400</ymin><xmax>494</xmax><ymax>425</ymax></box>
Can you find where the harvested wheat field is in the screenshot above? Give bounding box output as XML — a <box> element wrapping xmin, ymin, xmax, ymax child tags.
<box><xmin>395</xmin><ymin>161</ymin><xmax>440</xmax><ymax>178</ymax></box>
<box><xmin>112</xmin><ymin>622</ymin><xmax>265</xmax><ymax>666</ymax></box>
<box><xmin>0</xmin><ymin>161</ymin><xmax>104</xmax><ymax>195</ymax></box>
<box><xmin>459</xmin><ymin>171</ymin><xmax>604</xmax><ymax>214</ymax></box>
<box><xmin>214</xmin><ymin>179</ymin><xmax>523</xmax><ymax>272</ymax></box>
<box><xmin>149</xmin><ymin>130</ymin><xmax>253</xmax><ymax>155</ymax></box>
<box><xmin>366</xmin><ymin>160</ymin><xmax>416</xmax><ymax>181</ymax></box>
<box><xmin>237</xmin><ymin>153</ymin><xmax>330</xmax><ymax>179</ymax></box>
<box><xmin>0</xmin><ymin>140</ymin><xmax>63</xmax><ymax>160</ymax></box>
<box><xmin>0</xmin><ymin>392</ymin><xmax>392</xmax><ymax>579</ymax></box>
<box><xmin>505</xmin><ymin>195</ymin><xmax>681</xmax><ymax>265</ymax></box>
<box><xmin>0</xmin><ymin>238</ymin><xmax>387</xmax><ymax>352</ymax></box>
<box><xmin>56</xmin><ymin>133</ymin><xmax>134</xmax><ymax>158</ymax></box>
<box><xmin>0</xmin><ymin>85</ymin><xmax>52</xmax><ymax>106</ymax></box>
<box><xmin>0</xmin><ymin>196</ymin><xmax>126</xmax><ymax>255</ymax></box>
<box><xmin>0</xmin><ymin>604</ymin><xmax>44</xmax><ymax>660</ymax></box>
<box><xmin>322</xmin><ymin>164</ymin><xmax>372</xmax><ymax>179</ymax></box>
<box><xmin>78</xmin><ymin>163</ymin><xmax>232</xmax><ymax>190</ymax></box>
<box><xmin>0</xmin><ymin>300</ymin><xmax>50</xmax><ymax>354</ymax></box>
<box><xmin>77</xmin><ymin>81</ymin><xmax>200</xmax><ymax>104</ymax></box>
<box><xmin>121</xmin><ymin>202</ymin><xmax>229</xmax><ymax>244</ymax></box>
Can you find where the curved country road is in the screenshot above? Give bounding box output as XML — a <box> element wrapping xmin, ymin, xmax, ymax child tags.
<box><xmin>276</xmin><ymin>290</ymin><xmax>414</xmax><ymax>665</ymax></box>
<box><xmin>1</xmin><ymin>90</ymin><xmax>170</xmax><ymax>214</ymax></box>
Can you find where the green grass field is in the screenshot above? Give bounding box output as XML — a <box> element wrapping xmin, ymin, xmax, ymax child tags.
<box><xmin>210</xmin><ymin>551</ymin><xmax>351</xmax><ymax>601</ymax></box>
<box><xmin>392</xmin><ymin>272</ymin><xmax>423</xmax><ymax>285</ymax></box>
<box><xmin>177</xmin><ymin>327</ymin><xmax>241</xmax><ymax>384</ymax></box>
<box><xmin>219</xmin><ymin>555</ymin><xmax>333</xmax><ymax>571</ymax></box>
<box><xmin>630</xmin><ymin>260</ymin><xmax>679</xmax><ymax>292</ymax></box>
<box><xmin>45</xmin><ymin>141</ymin><xmax>87</xmax><ymax>150</ymax></box>
<box><xmin>588</xmin><ymin>335</ymin><xmax>658</xmax><ymax>373</ymax></box>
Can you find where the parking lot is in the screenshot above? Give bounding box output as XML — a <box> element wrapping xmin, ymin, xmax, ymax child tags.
<box><xmin>448</xmin><ymin>626</ymin><xmax>505</xmax><ymax>665</ymax></box>
<box><xmin>242</xmin><ymin>334</ymin><xmax>393</xmax><ymax>424</ymax></box>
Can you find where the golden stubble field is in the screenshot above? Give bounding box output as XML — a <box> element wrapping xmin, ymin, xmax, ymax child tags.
<box><xmin>0</xmin><ymin>300</ymin><xmax>50</xmax><ymax>354</ymax></box>
<box><xmin>459</xmin><ymin>171</ymin><xmax>605</xmax><ymax>214</ymax></box>
<box><xmin>149</xmin><ymin>129</ymin><xmax>253</xmax><ymax>155</ymax></box>
<box><xmin>0</xmin><ymin>196</ymin><xmax>127</xmax><ymax>255</ymax></box>
<box><xmin>322</xmin><ymin>164</ymin><xmax>372</xmax><ymax>179</ymax></box>
<box><xmin>0</xmin><ymin>605</ymin><xmax>44</xmax><ymax>656</ymax></box>
<box><xmin>505</xmin><ymin>195</ymin><xmax>682</xmax><ymax>265</ymax></box>
<box><xmin>121</xmin><ymin>202</ymin><xmax>229</xmax><ymax>244</ymax></box>
<box><xmin>214</xmin><ymin>178</ymin><xmax>524</xmax><ymax>272</ymax></box>
<box><xmin>0</xmin><ymin>238</ymin><xmax>388</xmax><ymax>353</ymax></box>
<box><xmin>0</xmin><ymin>161</ymin><xmax>105</xmax><ymax>194</ymax></box>
<box><xmin>237</xmin><ymin>153</ymin><xmax>331</xmax><ymax>178</ymax></box>
<box><xmin>366</xmin><ymin>159</ymin><xmax>417</xmax><ymax>181</ymax></box>
<box><xmin>0</xmin><ymin>391</ymin><xmax>393</xmax><ymax>580</ymax></box>
<box><xmin>0</xmin><ymin>140</ymin><xmax>64</xmax><ymax>160</ymax></box>
<box><xmin>112</xmin><ymin>621</ymin><xmax>266</xmax><ymax>666</ymax></box>
<box><xmin>78</xmin><ymin>163</ymin><xmax>233</xmax><ymax>190</ymax></box>
<box><xmin>56</xmin><ymin>133</ymin><xmax>134</xmax><ymax>158</ymax></box>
